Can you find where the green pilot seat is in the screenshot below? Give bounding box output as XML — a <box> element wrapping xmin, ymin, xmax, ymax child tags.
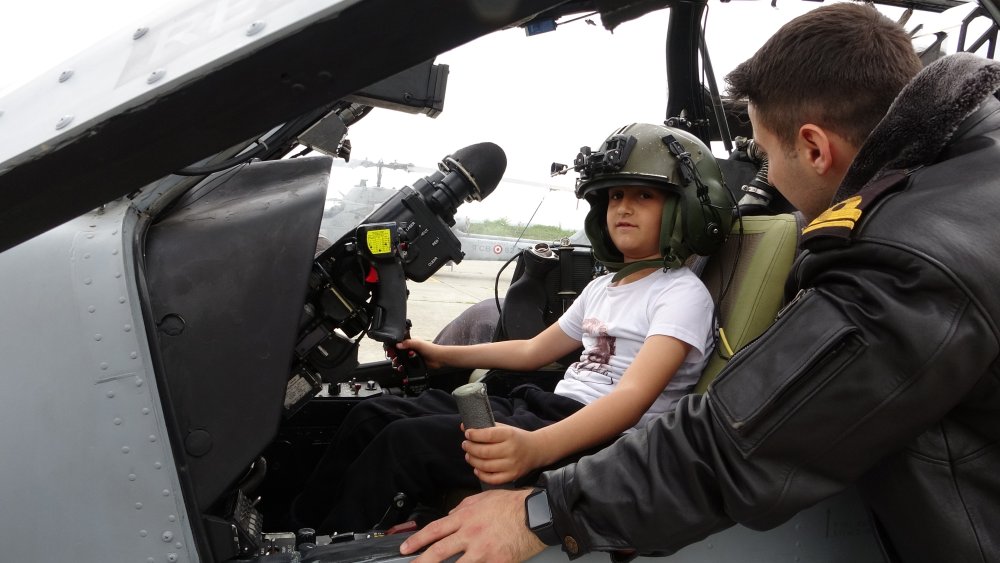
<box><xmin>695</xmin><ymin>213</ymin><xmax>801</xmax><ymax>391</ymax></box>
<box><xmin>471</xmin><ymin>213</ymin><xmax>801</xmax><ymax>396</ymax></box>
<box><xmin>438</xmin><ymin>212</ymin><xmax>801</xmax><ymax>513</ymax></box>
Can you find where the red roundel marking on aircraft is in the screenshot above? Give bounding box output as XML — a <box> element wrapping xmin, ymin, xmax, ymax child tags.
<box><xmin>493</xmin><ymin>244</ymin><xmax>503</xmax><ymax>255</ymax></box>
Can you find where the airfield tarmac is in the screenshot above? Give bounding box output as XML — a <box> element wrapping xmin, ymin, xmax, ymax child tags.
<box><xmin>356</xmin><ymin>259</ymin><xmax>514</xmax><ymax>363</ymax></box>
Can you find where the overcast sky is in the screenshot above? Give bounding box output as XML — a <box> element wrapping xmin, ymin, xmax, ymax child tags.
<box><xmin>4</xmin><ymin>0</ymin><xmax>952</xmax><ymax>229</ymax></box>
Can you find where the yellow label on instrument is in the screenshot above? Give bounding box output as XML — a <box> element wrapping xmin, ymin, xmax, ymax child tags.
<box><xmin>366</xmin><ymin>229</ymin><xmax>392</xmax><ymax>255</ymax></box>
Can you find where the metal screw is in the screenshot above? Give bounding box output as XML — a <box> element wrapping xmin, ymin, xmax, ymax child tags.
<box><xmin>246</xmin><ymin>21</ymin><xmax>266</xmax><ymax>36</ymax></box>
<box><xmin>147</xmin><ymin>69</ymin><xmax>166</xmax><ymax>85</ymax></box>
<box><xmin>55</xmin><ymin>115</ymin><xmax>74</xmax><ymax>130</ymax></box>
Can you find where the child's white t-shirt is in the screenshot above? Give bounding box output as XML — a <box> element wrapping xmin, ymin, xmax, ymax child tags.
<box><xmin>555</xmin><ymin>266</ymin><xmax>714</xmax><ymax>430</ymax></box>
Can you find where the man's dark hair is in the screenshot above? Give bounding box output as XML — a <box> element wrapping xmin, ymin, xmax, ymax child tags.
<box><xmin>725</xmin><ymin>2</ymin><xmax>922</xmax><ymax>149</ymax></box>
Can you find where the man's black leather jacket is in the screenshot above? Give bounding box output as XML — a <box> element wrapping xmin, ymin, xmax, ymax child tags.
<box><xmin>542</xmin><ymin>53</ymin><xmax>1000</xmax><ymax>562</ymax></box>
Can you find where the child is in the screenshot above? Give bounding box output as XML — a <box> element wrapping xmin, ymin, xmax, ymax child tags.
<box><xmin>294</xmin><ymin>123</ymin><xmax>733</xmax><ymax>533</ymax></box>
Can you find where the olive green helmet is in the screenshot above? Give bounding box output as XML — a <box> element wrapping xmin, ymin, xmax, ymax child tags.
<box><xmin>573</xmin><ymin>123</ymin><xmax>734</xmax><ymax>275</ymax></box>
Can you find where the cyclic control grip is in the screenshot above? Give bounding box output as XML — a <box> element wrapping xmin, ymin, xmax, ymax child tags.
<box><xmin>357</xmin><ymin>222</ymin><xmax>408</xmax><ymax>343</ymax></box>
<box><xmin>453</xmin><ymin>381</ymin><xmax>505</xmax><ymax>489</ymax></box>
<box><xmin>452</xmin><ymin>382</ymin><xmax>495</xmax><ymax>429</ymax></box>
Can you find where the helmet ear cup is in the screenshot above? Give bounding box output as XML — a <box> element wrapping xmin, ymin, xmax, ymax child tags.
<box><xmin>583</xmin><ymin>193</ymin><xmax>623</xmax><ymax>267</ymax></box>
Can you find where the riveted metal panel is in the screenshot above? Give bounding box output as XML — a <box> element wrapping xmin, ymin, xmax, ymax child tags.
<box><xmin>0</xmin><ymin>201</ymin><xmax>196</xmax><ymax>562</ymax></box>
<box><xmin>0</xmin><ymin>0</ymin><xmax>357</xmax><ymax>170</ymax></box>
<box><xmin>0</xmin><ymin>0</ymin><xmax>570</xmax><ymax>253</ymax></box>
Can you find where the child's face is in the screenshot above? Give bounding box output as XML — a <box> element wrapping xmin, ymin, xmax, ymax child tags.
<box><xmin>605</xmin><ymin>185</ymin><xmax>666</xmax><ymax>263</ymax></box>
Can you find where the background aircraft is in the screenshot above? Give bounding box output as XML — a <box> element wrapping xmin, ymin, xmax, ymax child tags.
<box><xmin>320</xmin><ymin>159</ymin><xmax>414</xmax><ymax>241</ymax></box>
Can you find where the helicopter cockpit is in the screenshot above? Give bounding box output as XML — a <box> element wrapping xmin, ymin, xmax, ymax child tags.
<box><xmin>1</xmin><ymin>0</ymin><xmax>998</xmax><ymax>562</ymax></box>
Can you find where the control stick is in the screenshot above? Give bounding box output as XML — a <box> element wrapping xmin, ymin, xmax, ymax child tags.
<box><xmin>452</xmin><ymin>382</ymin><xmax>503</xmax><ymax>490</ymax></box>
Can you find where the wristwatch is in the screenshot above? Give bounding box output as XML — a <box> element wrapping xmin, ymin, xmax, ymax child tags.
<box><xmin>525</xmin><ymin>487</ymin><xmax>561</xmax><ymax>546</ymax></box>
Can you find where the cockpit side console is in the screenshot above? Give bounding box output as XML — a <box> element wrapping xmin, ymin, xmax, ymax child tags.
<box><xmin>143</xmin><ymin>142</ymin><xmax>506</xmax><ymax>560</ymax></box>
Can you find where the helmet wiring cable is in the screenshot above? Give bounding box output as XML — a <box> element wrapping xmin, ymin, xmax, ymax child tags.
<box><xmin>698</xmin><ymin>1</ymin><xmax>744</xmax><ymax>359</ymax></box>
<box><xmin>493</xmin><ymin>252</ymin><xmax>525</xmax><ymax>336</ymax></box>
<box><xmin>713</xmin><ymin>189</ymin><xmax>744</xmax><ymax>360</ymax></box>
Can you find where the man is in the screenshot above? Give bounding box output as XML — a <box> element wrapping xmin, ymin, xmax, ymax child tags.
<box><xmin>401</xmin><ymin>3</ymin><xmax>1000</xmax><ymax>561</ymax></box>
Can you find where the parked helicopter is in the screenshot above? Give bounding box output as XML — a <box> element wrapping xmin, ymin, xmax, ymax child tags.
<box><xmin>0</xmin><ymin>0</ymin><xmax>996</xmax><ymax>562</ymax></box>
<box><xmin>317</xmin><ymin>158</ymin><xmax>416</xmax><ymax>240</ymax></box>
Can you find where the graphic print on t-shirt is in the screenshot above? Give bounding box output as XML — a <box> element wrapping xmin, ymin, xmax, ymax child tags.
<box><xmin>572</xmin><ymin>318</ymin><xmax>616</xmax><ymax>381</ymax></box>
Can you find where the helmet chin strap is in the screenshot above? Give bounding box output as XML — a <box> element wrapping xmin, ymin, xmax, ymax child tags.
<box><xmin>585</xmin><ymin>189</ymin><xmax>687</xmax><ymax>282</ymax></box>
<box><xmin>608</xmin><ymin>254</ymin><xmax>682</xmax><ymax>282</ymax></box>
<box><xmin>607</xmin><ymin>192</ymin><xmax>685</xmax><ymax>281</ymax></box>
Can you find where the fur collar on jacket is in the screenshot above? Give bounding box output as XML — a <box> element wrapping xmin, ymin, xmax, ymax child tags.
<box><xmin>835</xmin><ymin>52</ymin><xmax>1000</xmax><ymax>202</ymax></box>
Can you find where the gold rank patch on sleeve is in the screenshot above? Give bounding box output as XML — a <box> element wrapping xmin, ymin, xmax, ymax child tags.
<box><xmin>802</xmin><ymin>195</ymin><xmax>863</xmax><ymax>235</ymax></box>
<box><xmin>801</xmin><ymin>169</ymin><xmax>911</xmax><ymax>249</ymax></box>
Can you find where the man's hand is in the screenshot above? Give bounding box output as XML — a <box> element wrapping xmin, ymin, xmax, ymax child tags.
<box><xmin>399</xmin><ymin>488</ymin><xmax>546</xmax><ymax>563</ymax></box>
<box><xmin>463</xmin><ymin>424</ymin><xmax>548</xmax><ymax>485</ymax></box>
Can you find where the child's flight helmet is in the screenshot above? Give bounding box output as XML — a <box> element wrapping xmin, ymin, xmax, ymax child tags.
<box><xmin>574</xmin><ymin>123</ymin><xmax>734</xmax><ymax>277</ymax></box>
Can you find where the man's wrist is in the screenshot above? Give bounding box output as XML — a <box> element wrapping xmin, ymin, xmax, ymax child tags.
<box><xmin>524</xmin><ymin>487</ymin><xmax>561</xmax><ymax>546</ymax></box>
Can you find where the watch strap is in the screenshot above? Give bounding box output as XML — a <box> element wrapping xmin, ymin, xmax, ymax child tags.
<box><xmin>525</xmin><ymin>487</ymin><xmax>561</xmax><ymax>546</ymax></box>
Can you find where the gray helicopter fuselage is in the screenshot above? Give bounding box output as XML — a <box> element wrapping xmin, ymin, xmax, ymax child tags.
<box><xmin>0</xmin><ymin>200</ymin><xmax>196</xmax><ymax>561</ymax></box>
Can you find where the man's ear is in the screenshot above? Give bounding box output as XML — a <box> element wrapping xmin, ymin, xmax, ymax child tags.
<box><xmin>797</xmin><ymin>124</ymin><xmax>834</xmax><ymax>175</ymax></box>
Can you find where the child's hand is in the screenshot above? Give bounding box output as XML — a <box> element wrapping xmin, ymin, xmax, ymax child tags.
<box><xmin>462</xmin><ymin>424</ymin><xmax>547</xmax><ymax>485</ymax></box>
<box><xmin>396</xmin><ymin>338</ymin><xmax>445</xmax><ymax>369</ymax></box>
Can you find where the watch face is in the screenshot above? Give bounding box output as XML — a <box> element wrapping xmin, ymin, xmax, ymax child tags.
<box><xmin>526</xmin><ymin>489</ymin><xmax>552</xmax><ymax>529</ymax></box>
